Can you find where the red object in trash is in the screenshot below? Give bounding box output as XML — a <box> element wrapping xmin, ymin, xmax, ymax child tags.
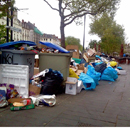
<box><xmin>22</xmin><ymin>99</ymin><xmax>31</xmax><ymax>106</ymax></box>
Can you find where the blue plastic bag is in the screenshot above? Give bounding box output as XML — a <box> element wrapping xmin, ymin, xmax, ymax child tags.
<box><xmin>79</xmin><ymin>58</ymin><xmax>88</xmax><ymax>67</ymax></box>
<box><xmin>92</xmin><ymin>62</ymin><xmax>103</xmax><ymax>67</ymax></box>
<box><xmin>95</xmin><ymin>55</ymin><xmax>102</xmax><ymax>61</ymax></box>
<box><xmin>0</xmin><ymin>90</ymin><xmax>6</xmax><ymax>101</ymax></box>
<box><xmin>79</xmin><ymin>72</ymin><xmax>96</xmax><ymax>90</ymax></box>
<box><xmin>117</xmin><ymin>66</ymin><xmax>123</xmax><ymax>70</ymax></box>
<box><xmin>87</xmin><ymin>65</ymin><xmax>101</xmax><ymax>85</ymax></box>
<box><xmin>101</xmin><ymin>67</ymin><xmax>118</xmax><ymax>82</ymax></box>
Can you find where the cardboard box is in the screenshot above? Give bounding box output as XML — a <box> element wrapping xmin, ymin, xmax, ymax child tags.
<box><xmin>77</xmin><ymin>64</ymin><xmax>85</xmax><ymax>70</ymax></box>
<box><xmin>65</xmin><ymin>82</ymin><xmax>78</xmax><ymax>95</ymax></box>
<box><xmin>66</xmin><ymin>77</ymin><xmax>78</xmax><ymax>83</ymax></box>
<box><xmin>29</xmin><ymin>84</ymin><xmax>41</xmax><ymax>96</ymax></box>
<box><xmin>88</xmin><ymin>57</ymin><xmax>95</xmax><ymax>62</ymax></box>
<box><xmin>66</xmin><ymin>45</ymin><xmax>79</xmax><ymax>59</ymax></box>
<box><xmin>69</xmin><ymin>65</ymin><xmax>78</xmax><ymax>72</ymax></box>
<box><xmin>34</xmin><ymin>59</ymin><xmax>39</xmax><ymax>67</ymax></box>
<box><xmin>8</xmin><ymin>98</ymin><xmax>35</xmax><ymax>111</ymax></box>
<box><xmin>65</xmin><ymin>78</ymin><xmax>84</xmax><ymax>95</ymax></box>
<box><xmin>65</xmin><ymin>77</ymin><xmax>78</xmax><ymax>95</ymax></box>
<box><xmin>8</xmin><ymin>98</ymin><xmax>29</xmax><ymax>104</ymax></box>
<box><xmin>76</xmin><ymin>70</ymin><xmax>84</xmax><ymax>76</ymax></box>
<box><xmin>87</xmin><ymin>48</ymin><xmax>96</xmax><ymax>57</ymax></box>
<box><xmin>83</xmin><ymin>53</ymin><xmax>88</xmax><ymax>62</ymax></box>
<box><xmin>76</xmin><ymin>64</ymin><xmax>87</xmax><ymax>76</ymax></box>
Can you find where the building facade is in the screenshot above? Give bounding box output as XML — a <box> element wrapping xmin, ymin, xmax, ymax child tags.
<box><xmin>124</xmin><ymin>43</ymin><xmax>130</xmax><ymax>53</ymax></box>
<box><xmin>0</xmin><ymin>11</ymin><xmax>61</xmax><ymax>47</ymax></box>
<box><xmin>41</xmin><ymin>34</ymin><xmax>61</xmax><ymax>46</ymax></box>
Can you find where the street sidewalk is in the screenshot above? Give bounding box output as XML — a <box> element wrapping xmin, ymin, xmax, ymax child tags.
<box><xmin>0</xmin><ymin>64</ymin><xmax>130</xmax><ymax>127</ymax></box>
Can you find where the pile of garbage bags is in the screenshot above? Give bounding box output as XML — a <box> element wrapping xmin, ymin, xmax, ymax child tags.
<box><xmin>69</xmin><ymin>51</ymin><xmax>126</xmax><ymax>91</ymax></box>
<box><xmin>31</xmin><ymin>68</ymin><xmax>64</xmax><ymax>95</ymax></box>
<box><xmin>0</xmin><ymin>42</ymin><xmax>127</xmax><ymax>110</ymax></box>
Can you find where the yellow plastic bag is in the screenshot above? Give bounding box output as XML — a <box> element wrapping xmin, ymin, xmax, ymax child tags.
<box><xmin>69</xmin><ymin>68</ymin><xmax>79</xmax><ymax>79</ymax></box>
<box><xmin>109</xmin><ymin>61</ymin><xmax>117</xmax><ymax>67</ymax></box>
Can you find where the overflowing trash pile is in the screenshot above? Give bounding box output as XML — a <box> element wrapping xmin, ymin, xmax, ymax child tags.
<box><xmin>66</xmin><ymin>48</ymin><xmax>127</xmax><ymax>95</ymax></box>
<box><xmin>0</xmin><ymin>41</ymin><xmax>127</xmax><ymax>111</ymax></box>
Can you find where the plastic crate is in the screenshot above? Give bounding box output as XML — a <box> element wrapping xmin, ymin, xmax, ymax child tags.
<box><xmin>0</xmin><ymin>64</ymin><xmax>29</xmax><ymax>98</ymax></box>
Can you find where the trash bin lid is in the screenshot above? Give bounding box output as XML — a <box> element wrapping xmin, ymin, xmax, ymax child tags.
<box><xmin>1</xmin><ymin>49</ymin><xmax>36</xmax><ymax>55</ymax></box>
<box><xmin>0</xmin><ymin>41</ymin><xmax>36</xmax><ymax>49</ymax></box>
<box><xmin>39</xmin><ymin>41</ymin><xmax>70</xmax><ymax>53</ymax></box>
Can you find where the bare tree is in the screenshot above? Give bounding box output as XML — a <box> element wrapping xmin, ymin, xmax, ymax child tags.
<box><xmin>43</xmin><ymin>0</ymin><xmax>120</xmax><ymax>48</ymax></box>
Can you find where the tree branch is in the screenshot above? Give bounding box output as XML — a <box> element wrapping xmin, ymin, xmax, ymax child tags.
<box><xmin>64</xmin><ymin>11</ymin><xmax>96</xmax><ymax>27</ymax></box>
<box><xmin>64</xmin><ymin>4</ymin><xmax>87</xmax><ymax>19</ymax></box>
<box><xmin>64</xmin><ymin>1</ymin><xmax>111</xmax><ymax>27</ymax></box>
<box><xmin>62</xmin><ymin>2</ymin><xmax>72</xmax><ymax>10</ymax></box>
<box><xmin>43</xmin><ymin>0</ymin><xmax>59</xmax><ymax>12</ymax></box>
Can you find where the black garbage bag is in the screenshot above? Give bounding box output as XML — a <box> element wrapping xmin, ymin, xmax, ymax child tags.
<box><xmin>94</xmin><ymin>62</ymin><xmax>107</xmax><ymax>74</ymax></box>
<box><xmin>40</xmin><ymin>69</ymin><xmax>64</xmax><ymax>95</ymax></box>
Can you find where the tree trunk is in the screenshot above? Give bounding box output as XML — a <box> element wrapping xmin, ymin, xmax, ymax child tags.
<box><xmin>59</xmin><ymin>0</ymin><xmax>65</xmax><ymax>48</ymax></box>
<box><xmin>60</xmin><ymin>18</ymin><xmax>65</xmax><ymax>48</ymax></box>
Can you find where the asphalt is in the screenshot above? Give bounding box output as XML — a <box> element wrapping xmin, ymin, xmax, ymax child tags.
<box><xmin>0</xmin><ymin>64</ymin><xmax>130</xmax><ymax>127</ymax></box>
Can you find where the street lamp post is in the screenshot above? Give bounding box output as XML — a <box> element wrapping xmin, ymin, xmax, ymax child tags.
<box><xmin>11</xmin><ymin>4</ymin><xmax>13</xmax><ymax>41</ymax></box>
<box><xmin>83</xmin><ymin>15</ymin><xmax>86</xmax><ymax>51</ymax></box>
<box><xmin>6</xmin><ymin>0</ymin><xmax>9</xmax><ymax>42</ymax></box>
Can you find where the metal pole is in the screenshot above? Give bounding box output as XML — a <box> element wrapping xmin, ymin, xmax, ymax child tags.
<box><xmin>11</xmin><ymin>4</ymin><xmax>13</xmax><ymax>41</ymax></box>
<box><xmin>6</xmin><ymin>0</ymin><xmax>9</xmax><ymax>42</ymax></box>
<box><xmin>83</xmin><ymin>15</ymin><xmax>86</xmax><ymax>51</ymax></box>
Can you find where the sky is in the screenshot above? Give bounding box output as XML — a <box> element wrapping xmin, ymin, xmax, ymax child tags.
<box><xmin>14</xmin><ymin>0</ymin><xmax>130</xmax><ymax>48</ymax></box>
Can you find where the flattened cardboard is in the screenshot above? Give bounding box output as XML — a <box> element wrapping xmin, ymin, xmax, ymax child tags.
<box><xmin>88</xmin><ymin>57</ymin><xmax>95</xmax><ymax>62</ymax></box>
<box><xmin>77</xmin><ymin>64</ymin><xmax>85</xmax><ymax>70</ymax></box>
<box><xmin>9</xmin><ymin>98</ymin><xmax>35</xmax><ymax>111</ymax></box>
<box><xmin>67</xmin><ymin>77</ymin><xmax>78</xmax><ymax>83</ymax></box>
<box><xmin>66</xmin><ymin>81</ymin><xmax>77</xmax><ymax>84</ymax></box>
<box><xmin>29</xmin><ymin>84</ymin><xmax>41</xmax><ymax>96</ymax></box>
<box><xmin>76</xmin><ymin>64</ymin><xmax>85</xmax><ymax>76</ymax></box>
<box><xmin>66</xmin><ymin>45</ymin><xmax>79</xmax><ymax>59</ymax></box>
<box><xmin>76</xmin><ymin>70</ymin><xmax>83</xmax><ymax>76</ymax></box>
<box><xmin>83</xmin><ymin>53</ymin><xmax>88</xmax><ymax>62</ymax></box>
<box><xmin>8</xmin><ymin>98</ymin><xmax>31</xmax><ymax>104</ymax></box>
<box><xmin>69</xmin><ymin>65</ymin><xmax>78</xmax><ymax>72</ymax></box>
<box><xmin>84</xmin><ymin>67</ymin><xmax>88</xmax><ymax>74</ymax></box>
<box><xmin>87</xmin><ymin>48</ymin><xmax>96</xmax><ymax>57</ymax></box>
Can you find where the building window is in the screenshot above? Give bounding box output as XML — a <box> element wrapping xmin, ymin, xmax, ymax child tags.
<box><xmin>14</xmin><ymin>34</ymin><xmax>15</xmax><ymax>40</ymax></box>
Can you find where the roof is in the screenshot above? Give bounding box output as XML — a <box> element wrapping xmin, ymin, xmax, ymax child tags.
<box><xmin>27</xmin><ymin>22</ymin><xmax>43</xmax><ymax>35</ymax></box>
<box><xmin>34</xmin><ymin>27</ymin><xmax>43</xmax><ymax>35</ymax></box>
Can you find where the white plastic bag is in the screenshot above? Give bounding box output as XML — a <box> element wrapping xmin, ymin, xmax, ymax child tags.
<box><xmin>29</xmin><ymin>94</ymin><xmax>56</xmax><ymax>107</ymax></box>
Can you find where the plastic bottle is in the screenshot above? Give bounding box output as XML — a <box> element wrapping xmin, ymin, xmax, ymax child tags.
<box><xmin>21</xmin><ymin>99</ymin><xmax>31</xmax><ymax>106</ymax></box>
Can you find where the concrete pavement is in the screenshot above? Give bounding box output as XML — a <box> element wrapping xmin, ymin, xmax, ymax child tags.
<box><xmin>0</xmin><ymin>64</ymin><xmax>130</xmax><ymax>127</ymax></box>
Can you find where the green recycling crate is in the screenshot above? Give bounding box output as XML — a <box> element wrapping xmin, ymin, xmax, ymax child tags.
<box><xmin>72</xmin><ymin>58</ymin><xmax>81</xmax><ymax>64</ymax></box>
<box><xmin>39</xmin><ymin>53</ymin><xmax>72</xmax><ymax>81</ymax></box>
